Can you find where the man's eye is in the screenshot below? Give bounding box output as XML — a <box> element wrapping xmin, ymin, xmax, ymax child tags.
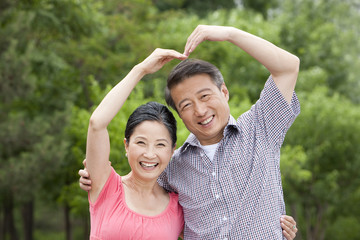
<box><xmin>182</xmin><ymin>103</ymin><xmax>191</xmax><ymax>110</ymax></box>
<box><xmin>201</xmin><ymin>94</ymin><xmax>210</xmax><ymax>100</ymax></box>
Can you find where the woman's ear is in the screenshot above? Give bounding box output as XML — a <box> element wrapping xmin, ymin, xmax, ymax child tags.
<box><xmin>124</xmin><ymin>138</ymin><xmax>129</xmax><ymax>155</ymax></box>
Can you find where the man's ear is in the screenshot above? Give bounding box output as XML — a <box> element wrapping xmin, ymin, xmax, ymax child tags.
<box><xmin>177</xmin><ymin>112</ymin><xmax>184</xmax><ymax>120</ymax></box>
<box><xmin>172</xmin><ymin>144</ymin><xmax>176</xmax><ymax>154</ymax></box>
<box><xmin>221</xmin><ymin>83</ymin><xmax>229</xmax><ymax>101</ymax></box>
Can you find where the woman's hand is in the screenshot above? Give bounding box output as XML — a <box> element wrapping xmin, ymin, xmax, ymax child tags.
<box><xmin>281</xmin><ymin>215</ymin><xmax>298</xmax><ymax>240</ymax></box>
<box><xmin>137</xmin><ymin>48</ymin><xmax>187</xmax><ymax>75</ymax></box>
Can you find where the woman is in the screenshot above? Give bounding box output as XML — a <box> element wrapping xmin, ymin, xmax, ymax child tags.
<box><xmin>86</xmin><ymin>49</ymin><xmax>187</xmax><ymax>239</ymax></box>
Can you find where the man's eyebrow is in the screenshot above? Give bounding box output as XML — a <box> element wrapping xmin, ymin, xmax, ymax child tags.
<box><xmin>178</xmin><ymin>98</ymin><xmax>189</xmax><ymax>109</ymax></box>
<box><xmin>197</xmin><ymin>88</ymin><xmax>212</xmax><ymax>95</ymax></box>
<box><xmin>177</xmin><ymin>88</ymin><xmax>212</xmax><ymax>108</ymax></box>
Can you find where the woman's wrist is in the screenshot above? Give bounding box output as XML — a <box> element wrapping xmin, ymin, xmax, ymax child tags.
<box><xmin>132</xmin><ymin>62</ymin><xmax>148</xmax><ymax>78</ymax></box>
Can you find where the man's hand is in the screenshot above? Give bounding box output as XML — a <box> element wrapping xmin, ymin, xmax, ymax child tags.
<box><xmin>184</xmin><ymin>25</ymin><xmax>233</xmax><ymax>56</ymax></box>
<box><xmin>78</xmin><ymin>159</ymin><xmax>91</xmax><ymax>191</ymax></box>
<box><xmin>184</xmin><ymin>24</ymin><xmax>299</xmax><ymax>103</ymax></box>
<box><xmin>78</xmin><ymin>159</ymin><xmax>112</xmax><ymax>191</ymax></box>
<box><xmin>281</xmin><ymin>215</ymin><xmax>298</xmax><ymax>240</ymax></box>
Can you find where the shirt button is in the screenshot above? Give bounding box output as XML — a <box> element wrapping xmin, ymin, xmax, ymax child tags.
<box><xmin>224</xmin><ymin>238</ymin><xmax>228</xmax><ymax>240</ymax></box>
<box><xmin>223</xmin><ymin>216</ymin><xmax>227</xmax><ymax>221</ymax></box>
<box><xmin>215</xmin><ymin>194</ymin><xmax>220</xmax><ymax>199</ymax></box>
<box><xmin>212</xmin><ymin>172</ymin><xmax>216</xmax><ymax>177</ymax></box>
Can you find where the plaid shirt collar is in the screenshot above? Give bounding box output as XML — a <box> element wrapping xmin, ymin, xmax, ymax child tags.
<box><xmin>181</xmin><ymin>115</ymin><xmax>239</xmax><ymax>151</ymax></box>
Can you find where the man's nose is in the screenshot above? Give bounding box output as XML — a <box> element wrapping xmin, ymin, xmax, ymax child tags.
<box><xmin>194</xmin><ymin>101</ymin><xmax>207</xmax><ymax>117</ymax></box>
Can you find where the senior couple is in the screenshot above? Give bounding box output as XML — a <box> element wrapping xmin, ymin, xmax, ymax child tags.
<box><xmin>80</xmin><ymin>25</ymin><xmax>300</xmax><ymax>239</ymax></box>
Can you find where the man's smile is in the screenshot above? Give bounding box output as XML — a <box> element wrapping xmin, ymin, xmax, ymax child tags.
<box><xmin>199</xmin><ymin>115</ymin><xmax>214</xmax><ymax>125</ymax></box>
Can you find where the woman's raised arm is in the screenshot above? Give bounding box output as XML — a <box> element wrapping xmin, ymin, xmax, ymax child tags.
<box><xmin>86</xmin><ymin>49</ymin><xmax>187</xmax><ymax>202</ymax></box>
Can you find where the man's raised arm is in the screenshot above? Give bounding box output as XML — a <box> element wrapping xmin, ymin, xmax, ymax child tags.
<box><xmin>184</xmin><ymin>25</ymin><xmax>299</xmax><ymax>103</ymax></box>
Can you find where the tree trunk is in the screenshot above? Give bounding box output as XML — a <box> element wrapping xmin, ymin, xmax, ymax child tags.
<box><xmin>64</xmin><ymin>204</ymin><xmax>72</xmax><ymax>240</ymax></box>
<box><xmin>315</xmin><ymin>203</ymin><xmax>327</xmax><ymax>240</ymax></box>
<box><xmin>79</xmin><ymin>72</ymin><xmax>93</xmax><ymax>109</ymax></box>
<box><xmin>0</xmin><ymin>203</ymin><xmax>3</xmax><ymax>240</ymax></box>
<box><xmin>2</xmin><ymin>190</ymin><xmax>19</xmax><ymax>240</ymax></box>
<box><xmin>305</xmin><ymin>205</ymin><xmax>313</xmax><ymax>240</ymax></box>
<box><xmin>83</xmin><ymin>213</ymin><xmax>89</xmax><ymax>240</ymax></box>
<box><xmin>290</xmin><ymin>203</ymin><xmax>302</xmax><ymax>240</ymax></box>
<box><xmin>21</xmin><ymin>200</ymin><xmax>34</xmax><ymax>240</ymax></box>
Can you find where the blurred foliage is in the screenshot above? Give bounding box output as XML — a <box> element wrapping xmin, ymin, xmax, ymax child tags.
<box><xmin>152</xmin><ymin>0</ymin><xmax>235</xmax><ymax>17</ymax></box>
<box><xmin>0</xmin><ymin>0</ymin><xmax>359</xmax><ymax>239</ymax></box>
<box><xmin>282</xmin><ymin>85</ymin><xmax>360</xmax><ymax>239</ymax></box>
<box><xmin>277</xmin><ymin>0</ymin><xmax>360</xmax><ymax>103</ymax></box>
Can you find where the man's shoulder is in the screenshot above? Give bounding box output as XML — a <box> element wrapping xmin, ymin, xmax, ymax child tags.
<box><xmin>172</xmin><ymin>143</ymin><xmax>190</xmax><ymax>160</ymax></box>
<box><xmin>168</xmin><ymin>141</ymin><xmax>199</xmax><ymax>167</ymax></box>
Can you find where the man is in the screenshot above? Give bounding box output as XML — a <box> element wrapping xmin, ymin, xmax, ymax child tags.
<box><xmin>80</xmin><ymin>25</ymin><xmax>300</xmax><ymax>239</ymax></box>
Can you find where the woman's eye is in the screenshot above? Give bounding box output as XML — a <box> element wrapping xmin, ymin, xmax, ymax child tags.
<box><xmin>158</xmin><ymin>143</ymin><xmax>166</xmax><ymax>147</ymax></box>
<box><xmin>137</xmin><ymin>141</ymin><xmax>145</xmax><ymax>145</ymax></box>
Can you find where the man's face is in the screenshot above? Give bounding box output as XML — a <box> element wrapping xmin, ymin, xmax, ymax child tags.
<box><xmin>170</xmin><ymin>74</ymin><xmax>230</xmax><ymax>145</ymax></box>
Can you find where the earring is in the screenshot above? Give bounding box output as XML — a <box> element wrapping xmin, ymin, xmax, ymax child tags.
<box><xmin>125</xmin><ymin>153</ymin><xmax>128</xmax><ymax>157</ymax></box>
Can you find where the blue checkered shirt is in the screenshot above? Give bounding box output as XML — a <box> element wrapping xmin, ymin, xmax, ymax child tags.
<box><xmin>159</xmin><ymin>76</ymin><xmax>300</xmax><ymax>239</ymax></box>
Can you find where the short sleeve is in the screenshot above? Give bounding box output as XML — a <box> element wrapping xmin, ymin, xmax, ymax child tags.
<box><xmin>157</xmin><ymin>167</ymin><xmax>175</xmax><ymax>193</ymax></box>
<box><xmin>89</xmin><ymin>167</ymin><xmax>121</xmax><ymax>208</ymax></box>
<box><xmin>257</xmin><ymin>76</ymin><xmax>300</xmax><ymax>148</ymax></box>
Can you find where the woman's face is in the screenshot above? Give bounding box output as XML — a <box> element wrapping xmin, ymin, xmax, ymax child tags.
<box><xmin>124</xmin><ymin>120</ymin><xmax>175</xmax><ymax>181</ymax></box>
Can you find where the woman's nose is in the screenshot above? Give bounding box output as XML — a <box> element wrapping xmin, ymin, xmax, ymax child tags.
<box><xmin>143</xmin><ymin>148</ymin><xmax>156</xmax><ymax>159</ymax></box>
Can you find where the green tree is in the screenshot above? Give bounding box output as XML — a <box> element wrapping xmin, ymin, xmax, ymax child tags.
<box><xmin>152</xmin><ymin>0</ymin><xmax>235</xmax><ymax>17</ymax></box>
<box><xmin>282</xmin><ymin>79</ymin><xmax>360</xmax><ymax>239</ymax></box>
<box><xmin>276</xmin><ymin>0</ymin><xmax>360</xmax><ymax>103</ymax></box>
<box><xmin>241</xmin><ymin>0</ymin><xmax>279</xmax><ymax>19</ymax></box>
<box><xmin>0</xmin><ymin>0</ymin><xmax>102</xmax><ymax>239</ymax></box>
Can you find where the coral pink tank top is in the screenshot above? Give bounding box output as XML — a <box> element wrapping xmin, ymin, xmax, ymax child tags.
<box><xmin>89</xmin><ymin>168</ymin><xmax>184</xmax><ymax>240</ymax></box>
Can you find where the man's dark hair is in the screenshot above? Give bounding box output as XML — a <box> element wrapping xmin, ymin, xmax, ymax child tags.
<box><xmin>165</xmin><ymin>59</ymin><xmax>224</xmax><ymax>111</ymax></box>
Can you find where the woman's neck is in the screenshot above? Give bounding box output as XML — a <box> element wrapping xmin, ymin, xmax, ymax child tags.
<box><xmin>122</xmin><ymin>171</ymin><xmax>163</xmax><ymax>196</ymax></box>
<box><xmin>121</xmin><ymin>171</ymin><xmax>169</xmax><ymax>216</ymax></box>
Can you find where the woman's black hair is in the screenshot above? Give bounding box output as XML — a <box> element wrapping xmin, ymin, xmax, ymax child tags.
<box><xmin>125</xmin><ymin>102</ymin><xmax>177</xmax><ymax>147</ymax></box>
